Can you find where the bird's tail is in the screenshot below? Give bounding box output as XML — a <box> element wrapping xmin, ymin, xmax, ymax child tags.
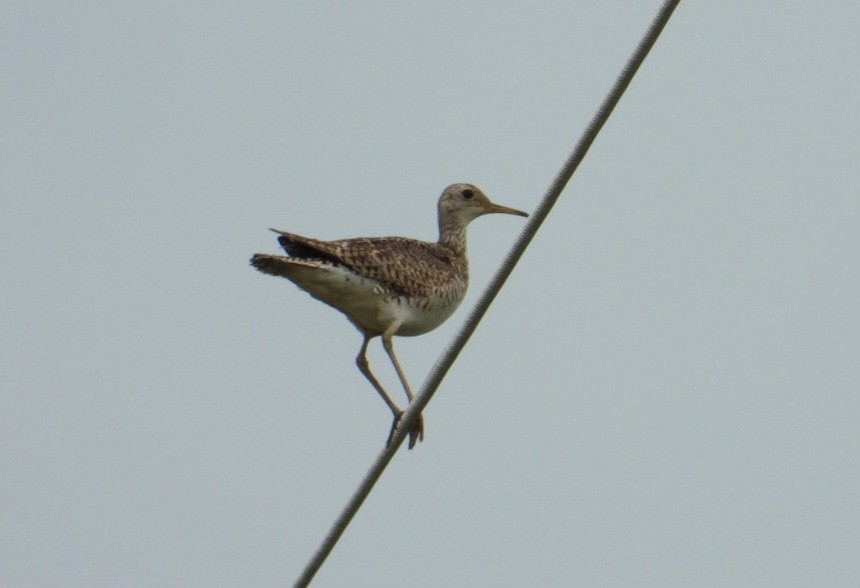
<box><xmin>249</xmin><ymin>253</ymin><xmax>295</xmax><ymax>278</ymax></box>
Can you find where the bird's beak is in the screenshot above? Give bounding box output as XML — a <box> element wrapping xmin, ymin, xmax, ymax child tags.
<box><xmin>488</xmin><ymin>202</ymin><xmax>529</xmax><ymax>218</ymax></box>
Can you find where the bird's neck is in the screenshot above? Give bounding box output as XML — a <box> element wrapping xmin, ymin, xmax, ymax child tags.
<box><xmin>438</xmin><ymin>220</ymin><xmax>468</xmax><ymax>257</ymax></box>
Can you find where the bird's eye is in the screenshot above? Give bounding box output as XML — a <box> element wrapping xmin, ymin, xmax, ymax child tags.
<box><xmin>462</xmin><ymin>189</ymin><xmax>474</xmax><ymax>199</ymax></box>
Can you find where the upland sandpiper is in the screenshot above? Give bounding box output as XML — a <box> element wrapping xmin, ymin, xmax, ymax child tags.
<box><xmin>250</xmin><ymin>183</ymin><xmax>528</xmax><ymax>448</ymax></box>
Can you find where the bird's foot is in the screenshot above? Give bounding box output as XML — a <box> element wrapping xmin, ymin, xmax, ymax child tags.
<box><xmin>386</xmin><ymin>410</ymin><xmax>424</xmax><ymax>450</ymax></box>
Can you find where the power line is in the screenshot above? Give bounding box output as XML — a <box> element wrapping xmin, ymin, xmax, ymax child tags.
<box><xmin>294</xmin><ymin>1</ymin><xmax>682</xmax><ymax>585</ymax></box>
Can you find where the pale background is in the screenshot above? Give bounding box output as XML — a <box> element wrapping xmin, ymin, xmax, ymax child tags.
<box><xmin>3</xmin><ymin>2</ymin><xmax>858</xmax><ymax>587</ymax></box>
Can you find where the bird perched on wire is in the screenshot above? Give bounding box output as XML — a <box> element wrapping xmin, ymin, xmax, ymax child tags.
<box><xmin>250</xmin><ymin>183</ymin><xmax>528</xmax><ymax>449</ymax></box>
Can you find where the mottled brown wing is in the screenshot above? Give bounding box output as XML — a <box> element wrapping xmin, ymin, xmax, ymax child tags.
<box><xmin>271</xmin><ymin>230</ymin><xmax>345</xmax><ymax>264</ymax></box>
<box><xmin>270</xmin><ymin>230</ymin><xmax>456</xmax><ymax>298</ymax></box>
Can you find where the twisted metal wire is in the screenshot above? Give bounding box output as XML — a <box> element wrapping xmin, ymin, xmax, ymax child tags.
<box><xmin>294</xmin><ymin>1</ymin><xmax>682</xmax><ymax>585</ymax></box>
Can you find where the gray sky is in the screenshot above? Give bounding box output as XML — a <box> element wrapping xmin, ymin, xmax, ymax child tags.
<box><xmin>3</xmin><ymin>2</ymin><xmax>858</xmax><ymax>587</ymax></box>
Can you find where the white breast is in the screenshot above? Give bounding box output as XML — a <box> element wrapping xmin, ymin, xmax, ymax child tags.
<box><xmin>284</xmin><ymin>261</ymin><xmax>464</xmax><ymax>337</ymax></box>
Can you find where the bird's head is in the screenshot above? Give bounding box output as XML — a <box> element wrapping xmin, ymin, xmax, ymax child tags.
<box><xmin>437</xmin><ymin>183</ymin><xmax>528</xmax><ymax>229</ymax></box>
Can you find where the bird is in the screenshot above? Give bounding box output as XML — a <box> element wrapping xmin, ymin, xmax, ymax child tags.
<box><xmin>250</xmin><ymin>183</ymin><xmax>528</xmax><ymax>449</ymax></box>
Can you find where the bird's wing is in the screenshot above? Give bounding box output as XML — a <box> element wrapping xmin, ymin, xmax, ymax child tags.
<box><xmin>269</xmin><ymin>230</ymin><xmax>457</xmax><ymax>298</ymax></box>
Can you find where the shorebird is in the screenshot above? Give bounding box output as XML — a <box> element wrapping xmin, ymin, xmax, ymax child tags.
<box><xmin>250</xmin><ymin>183</ymin><xmax>528</xmax><ymax>449</ymax></box>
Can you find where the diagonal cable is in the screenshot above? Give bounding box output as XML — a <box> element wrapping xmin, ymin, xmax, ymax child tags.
<box><xmin>294</xmin><ymin>1</ymin><xmax>682</xmax><ymax>585</ymax></box>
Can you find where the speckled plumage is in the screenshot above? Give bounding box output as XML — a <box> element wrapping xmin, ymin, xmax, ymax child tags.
<box><xmin>252</xmin><ymin>233</ymin><xmax>469</xmax><ymax>337</ymax></box>
<box><xmin>250</xmin><ymin>183</ymin><xmax>528</xmax><ymax>448</ymax></box>
<box><xmin>273</xmin><ymin>233</ymin><xmax>468</xmax><ymax>301</ymax></box>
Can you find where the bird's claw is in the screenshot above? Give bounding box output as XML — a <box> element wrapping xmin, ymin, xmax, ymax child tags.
<box><xmin>386</xmin><ymin>410</ymin><xmax>424</xmax><ymax>449</ymax></box>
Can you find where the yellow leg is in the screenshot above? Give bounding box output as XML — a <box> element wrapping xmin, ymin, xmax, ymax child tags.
<box><xmin>381</xmin><ymin>324</ymin><xmax>424</xmax><ymax>448</ymax></box>
<box><xmin>355</xmin><ymin>334</ymin><xmax>401</xmax><ymax>417</ymax></box>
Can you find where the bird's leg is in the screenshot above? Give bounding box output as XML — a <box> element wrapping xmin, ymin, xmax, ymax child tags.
<box><xmin>355</xmin><ymin>334</ymin><xmax>402</xmax><ymax>418</ymax></box>
<box><xmin>382</xmin><ymin>324</ymin><xmax>424</xmax><ymax>449</ymax></box>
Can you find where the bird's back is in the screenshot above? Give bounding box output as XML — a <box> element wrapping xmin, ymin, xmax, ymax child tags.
<box><xmin>251</xmin><ymin>231</ymin><xmax>470</xmax><ymax>336</ymax></box>
<box><xmin>271</xmin><ymin>230</ymin><xmax>468</xmax><ymax>300</ymax></box>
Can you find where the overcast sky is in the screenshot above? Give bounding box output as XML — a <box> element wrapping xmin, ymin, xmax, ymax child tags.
<box><xmin>3</xmin><ymin>2</ymin><xmax>859</xmax><ymax>587</ymax></box>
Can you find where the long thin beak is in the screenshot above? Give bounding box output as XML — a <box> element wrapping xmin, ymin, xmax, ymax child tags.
<box><xmin>488</xmin><ymin>202</ymin><xmax>529</xmax><ymax>218</ymax></box>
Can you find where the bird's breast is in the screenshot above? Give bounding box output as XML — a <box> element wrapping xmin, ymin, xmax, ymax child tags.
<box><xmin>285</xmin><ymin>262</ymin><xmax>465</xmax><ymax>336</ymax></box>
<box><xmin>391</xmin><ymin>292</ymin><xmax>464</xmax><ymax>336</ymax></box>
